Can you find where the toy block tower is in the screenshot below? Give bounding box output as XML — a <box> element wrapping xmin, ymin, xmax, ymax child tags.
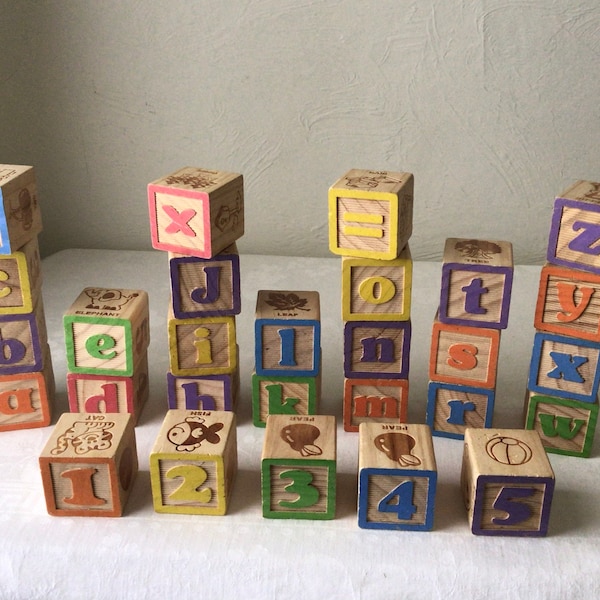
<box><xmin>524</xmin><ymin>180</ymin><xmax>600</xmax><ymax>457</ymax></box>
<box><xmin>147</xmin><ymin>168</ymin><xmax>244</xmax><ymax>411</ymax></box>
<box><xmin>0</xmin><ymin>165</ymin><xmax>54</xmax><ymax>432</ymax></box>
<box><xmin>63</xmin><ymin>287</ymin><xmax>150</xmax><ymax>423</ymax></box>
<box><xmin>426</xmin><ymin>238</ymin><xmax>513</xmax><ymax>439</ymax></box>
<box><xmin>328</xmin><ymin>168</ymin><xmax>414</xmax><ymax>432</ymax></box>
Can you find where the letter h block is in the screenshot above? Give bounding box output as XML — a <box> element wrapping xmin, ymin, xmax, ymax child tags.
<box><xmin>39</xmin><ymin>413</ymin><xmax>138</xmax><ymax>517</ymax></box>
<box><xmin>358</xmin><ymin>423</ymin><xmax>437</xmax><ymax>531</ymax></box>
<box><xmin>167</xmin><ymin>371</ymin><xmax>239</xmax><ymax>412</ymax></box>
<box><xmin>462</xmin><ymin>428</ymin><xmax>555</xmax><ymax>536</ymax></box>
<box><xmin>148</xmin><ymin>166</ymin><xmax>244</xmax><ymax>259</ymax></box>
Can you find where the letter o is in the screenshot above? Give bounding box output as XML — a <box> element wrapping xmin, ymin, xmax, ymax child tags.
<box><xmin>358</xmin><ymin>276</ymin><xmax>396</xmax><ymax>305</ymax></box>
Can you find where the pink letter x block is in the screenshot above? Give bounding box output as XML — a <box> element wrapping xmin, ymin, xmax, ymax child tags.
<box><xmin>148</xmin><ymin>167</ymin><xmax>244</xmax><ymax>259</ymax></box>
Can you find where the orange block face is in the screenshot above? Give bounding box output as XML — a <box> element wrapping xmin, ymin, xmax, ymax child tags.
<box><xmin>0</xmin><ymin>369</ymin><xmax>53</xmax><ymax>431</ymax></box>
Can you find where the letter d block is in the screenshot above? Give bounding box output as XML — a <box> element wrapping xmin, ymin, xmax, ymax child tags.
<box><xmin>462</xmin><ymin>428</ymin><xmax>555</xmax><ymax>536</ymax></box>
<box><xmin>358</xmin><ymin>423</ymin><xmax>437</xmax><ymax>531</ymax></box>
<box><xmin>150</xmin><ymin>410</ymin><xmax>237</xmax><ymax>515</ymax></box>
<box><xmin>39</xmin><ymin>413</ymin><xmax>138</xmax><ymax>517</ymax></box>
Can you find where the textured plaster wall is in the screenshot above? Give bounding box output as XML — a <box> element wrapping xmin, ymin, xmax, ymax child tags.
<box><xmin>1</xmin><ymin>0</ymin><xmax>599</xmax><ymax>261</ymax></box>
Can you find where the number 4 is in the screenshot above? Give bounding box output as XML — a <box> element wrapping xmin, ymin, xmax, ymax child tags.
<box><xmin>377</xmin><ymin>480</ymin><xmax>417</xmax><ymax>520</ymax></box>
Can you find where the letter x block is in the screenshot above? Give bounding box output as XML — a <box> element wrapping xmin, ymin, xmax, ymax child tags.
<box><xmin>148</xmin><ymin>166</ymin><xmax>244</xmax><ymax>259</ymax></box>
<box><xmin>39</xmin><ymin>413</ymin><xmax>138</xmax><ymax>517</ymax></box>
<box><xmin>462</xmin><ymin>428</ymin><xmax>555</xmax><ymax>536</ymax></box>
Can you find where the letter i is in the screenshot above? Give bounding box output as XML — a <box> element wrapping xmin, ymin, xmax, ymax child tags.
<box><xmin>193</xmin><ymin>327</ymin><xmax>212</xmax><ymax>365</ymax></box>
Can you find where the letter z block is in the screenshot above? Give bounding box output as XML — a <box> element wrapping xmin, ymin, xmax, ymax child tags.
<box><xmin>148</xmin><ymin>166</ymin><xmax>244</xmax><ymax>259</ymax></box>
<box><xmin>462</xmin><ymin>428</ymin><xmax>555</xmax><ymax>536</ymax></box>
<box><xmin>39</xmin><ymin>413</ymin><xmax>138</xmax><ymax>517</ymax></box>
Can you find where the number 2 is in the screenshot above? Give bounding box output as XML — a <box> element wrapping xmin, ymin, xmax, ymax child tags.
<box><xmin>166</xmin><ymin>464</ymin><xmax>212</xmax><ymax>503</ymax></box>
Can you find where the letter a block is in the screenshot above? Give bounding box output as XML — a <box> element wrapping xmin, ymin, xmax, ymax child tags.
<box><xmin>462</xmin><ymin>428</ymin><xmax>555</xmax><ymax>536</ymax></box>
<box><xmin>261</xmin><ymin>414</ymin><xmax>336</xmax><ymax>520</ymax></box>
<box><xmin>328</xmin><ymin>169</ymin><xmax>413</xmax><ymax>260</ymax></box>
<box><xmin>148</xmin><ymin>167</ymin><xmax>244</xmax><ymax>259</ymax></box>
<box><xmin>358</xmin><ymin>423</ymin><xmax>437</xmax><ymax>531</ymax></box>
<box><xmin>150</xmin><ymin>410</ymin><xmax>237</xmax><ymax>515</ymax></box>
<box><xmin>39</xmin><ymin>413</ymin><xmax>138</xmax><ymax>517</ymax></box>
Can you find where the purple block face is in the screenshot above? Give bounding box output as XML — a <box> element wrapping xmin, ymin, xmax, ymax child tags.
<box><xmin>166</xmin><ymin>372</ymin><xmax>234</xmax><ymax>411</ymax></box>
<box><xmin>0</xmin><ymin>313</ymin><xmax>42</xmax><ymax>374</ymax></box>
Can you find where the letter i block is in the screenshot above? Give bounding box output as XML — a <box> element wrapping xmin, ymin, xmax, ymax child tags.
<box><xmin>426</xmin><ymin>382</ymin><xmax>495</xmax><ymax>440</ymax></box>
<box><xmin>150</xmin><ymin>410</ymin><xmax>237</xmax><ymax>515</ymax></box>
<box><xmin>528</xmin><ymin>331</ymin><xmax>600</xmax><ymax>402</ymax></box>
<box><xmin>167</xmin><ymin>368</ymin><xmax>239</xmax><ymax>412</ymax></box>
<box><xmin>148</xmin><ymin>166</ymin><xmax>244</xmax><ymax>259</ymax></box>
<box><xmin>0</xmin><ymin>237</ymin><xmax>42</xmax><ymax>314</ymax></box>
<box><xmin>255</xmin><ymin>290</ymin><xmax>320</xmax><ymax>377</ymax></box>
<box><xmin>341</xmin><ymin>245</ymin><xmax>412</xmax><ymax>322</ymax></box>
<box><xmin>461</xmin><ymin>428</ymin><xmax>555</xmax><ymax>536</ymax></box>
<box><xmin>358</xmin><ymin>423</ymin><xmax>437</xmax><ymax>531</ymax></box>
<box><xmin>429</xmin><ymin>319</ymin><xmax>500</xmax><ymax>389</ymax></box>
<box><xmin>524</xmin><ymin>390</ymin><xmax>598</xmax><ymax>458</ymax></box>
<box><xmin>0</xmin><ymin>165</ymin><xmax>43</xmax><ymax>254</ymax></box>
<box><xmin>328</xmin><ymin>169</ymin><xmax>413</xmax><ymax>260</ymax></box>
<box><xmin>547</xmin><ymin>180</ymin><xmax>600</xmax><ymax>274</ymax></box>
<box><xmin>39</xmin><ymin>413</ymin><xmax>138</xmax><ymax>517</ymax></box>
<box><xmin>439</xmin><ymin>238</ymin><xmax>513</xmax><ymax>329</ymax></box>
<box><xmin>169</xmin><ymin>244</ymin><xmax>241</xmax><ymax>318</ymax></box>
<box><xmin>261</xmin><ymin>414</ymin><xmax>336</xmax><ymax>520</ymax></box>
<box><xmin>343</xmin><ymin>377</ymin><xmax>409</xmax><ymax>433</ymax></box>
<box><xmin>64</xmin><ymin>287</ymin><xmax>149</xmax><ymax>377</ymax></box>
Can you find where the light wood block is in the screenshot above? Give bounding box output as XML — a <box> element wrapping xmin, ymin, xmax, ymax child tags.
<box><xmin>169</xmin><ymin>243</ymin><xmax>240</xmax><ymax>318</ymax></box>
<box><xmin>255</xmin><ymin>290</ymin><xmax>320</xmax><ymax>377</ymax></box>
<box><xmin>439</xmin><ymin>238</ymin><xmax>513</xmax><ymax>329</ymax></box>
<box><xmin>547</xmin><ymin>180</ymin><xmax>600</xmax><ymax>274</ymax></box>
<box><xmin>148</xmin><ymin>167</ymin><xmax>244</xmax><ymax>258</ymax></box>
<box><xmin>341</xmin><ymin>245</ymin><xmax>412</xmax><ymax>322</ymax></box>
<box><xmin>528</xmin><ymin>331</ymin><xmax>600</xmax><ymax>402</ymax></box>
<box><xmin>328</xmin><ymin>168</ymin><xmax>413</xmax><ymax>260</ymax></box>
<box><xmin>150</xmin><ymin>410</ymin><xmax>237</xmax><ymax>515</ymax></box>
<box><xmin>462</xmin><ymin>428</ymin><xmax>555</xmax><ymax>536</ymax></box>
<box><xmin>524</xmin><ymin>390</ymin><xmax>598</xmax><ymax>458</ymax></box>
<box><xmin>358</xmin><ymin>422</ymin><xmax>437</xmax><ymax>531</ymax></box>
<box><xmin>0</xmin><ymin>237</ymin><xmax>42</xmax><ymax>314</ymax></box>
<box><xmin>167</xmin><ymin>367</ymin><xmax>239</xmax><ymax>412</ymax></box>
<box><xmin>39</xmin><ymin>413</ymin><xmax>138</xmax><ymax>517</ymax></box>
<box><xmin>0</xmin><ymin>165</ymin><xmax>43</xmax><ymax>254</ymax></box>
<box><xmin>261</xmin><ymin>414</ymin><xmax>336</xmax><ymax>519</ymax></box>
<box><xmin>426</xmin><ymin>381</ymin><xmax>495</xmax><ymax>440</ymax></box>
<box><xmin>343</xmin><ymin>377</ymin><xmax>408</xmax><ymax>433</ymax></box>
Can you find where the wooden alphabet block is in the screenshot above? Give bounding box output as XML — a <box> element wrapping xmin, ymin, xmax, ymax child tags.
<box><xmin>426</xmin><ymin>381</ymin><xmax>495</xmax><ymax>440</ymax></box>
<box><xmin>547</xmin><ymin>180</ymin><xmax>600</xmax><ymax>274</ymax></box>
<box><xmin>343</xmin><ymin>377</ymin><xmax>408</xmax><ymax>433</ymax></box>
<box><xmin>358</xmin><ymin>423</ymin><xmax>437</xmax><ymax>531</ymax></box>
<box><xmin>528</xmin><ymin>331</ymin><xmax>600</xmax><ymax>402</ymax></box>
<box><xmin>534</xmin><ymin>264</ymin><xmax>600</xmax><ymax>342</ymax></box>
<box><xmin>524</xmin><ymin>390</ymin><xmax>598</xmax><ymax>457</ymax></box>
<box><xmin>64</xmin><ymin>287</ymin><xmax>149</xmax><ymax>377</ymax></box>
<box><xmin>462</xmin><ymin>428</ymin><xmax>555</xmax><ymax>536</ymax></box>
<box><xmin>150</xmin><ymin>410</ymin><xmax>237</xmax><ymax>515</ymax></box>
<box><xmin>148</xmin><ymin>166</ymin><xmax>244</xmax><ymax>258</ymax></box>
<box><xmin>167</xmin><ymin>368</ymin><xmax>239</xmax><ymax>412</ymax></box>
<box><xmin>429</xmin><ymin>319</ymin><xmax>500</xmax><ymax>389</ymax></box>
<box><xmin>344</xmin><ymin>320</ymin><xmax>411</xmax><ymax>379</ymax></box>
<box><xmin>328</xmin><ymin>169</ymin><xmax>413</xmax><ymax>260</ymax></box>
<box><xmin>0</xmin><ymin>165</ymin><xmax>43</xmax><ymax>254</ymax></box>
<box><xmin>341</xmin><ymin>246</ymin><xmax>412</xmax><ymax>322</ymax></box>
<box><xmin>255</xmin><ymin>290</ymin><xmax>320</xmax><ymax>377</ymax></box>
<box><xmin>261</xmin><ymin>414</ymin><xmax>336</xmax><ymax>519</ymax></box>
<box><xmin>439</xmin><ymin>238</ymin><xmax>513</xmax><ymax>329</ymax></box>
<box><xmin>169</xmin><ymin>243</ymin><xmax>241</xmax><ymax>318</ymax></box>
<box><xmin>39</xmin><ymin>413</ymin><xmax>138</xmax><ymax>517</ymax></box>
<box><xmin>0</xmin><ymin>237</ymin><xmax>42</xmax><ymax>314</ymax></box>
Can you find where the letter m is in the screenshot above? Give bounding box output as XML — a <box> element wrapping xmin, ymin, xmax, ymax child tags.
<box><xmin>354</xmin><ymin>395</ymin><xmax>399</xmax><ymax>418</ymax></box>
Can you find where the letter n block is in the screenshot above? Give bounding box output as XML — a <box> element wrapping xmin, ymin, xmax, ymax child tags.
<box><xmin>167</xmin><ymin>370</ymin><xmax>239</xmax><ymax>412</ymax></box>
<box><xmin>524</xmin><ymin>390</ymin><xmax>598</xmax><ymax>458</ymax></box>
<box><xmin>39</xmin><ymin>413</ymin><xmax>138</xmax><ymax>517</ymax></box>
<box><xmin>358</xmin><ymin>423</ymin><xmax>437</xmax><ymax>531</ymax></box>
<box><xmin>328</xmin><ymin>168</ymin><xmax>413</xmax><ymax>260</ymax></box>
<box><xmin>0</xmin><ymin>237</ymin><xmax>42</xmax><ymax>314</ymax></box>
<box><xmin>261</xmin><ymin>414</ymin><xmax>336</xmax><ymax>520</ymax></box>
<box><xmin>148</xmin><ymin>166</ymin><xmax>244</xmax><ymax>259</ymax></box>
<box><xmin>150</xmin><ymin>410</ymin><xmax>237</xmax><ymax>515</ymax></box>
<box><xmin>462</xmin><ymin>428</ymin><xmax>555</xmax><ymax>536</ymax></box>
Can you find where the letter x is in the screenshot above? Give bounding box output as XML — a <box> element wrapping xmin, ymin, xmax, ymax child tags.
<box><xmin>163</xmin><ymin>205</ymin><xmax>197</xmax><ymax>237</ymax></box>
<box><xmin>547</xmin><ymin>351</ymin><xmax>587</xmax><ymax>383</ymax></box>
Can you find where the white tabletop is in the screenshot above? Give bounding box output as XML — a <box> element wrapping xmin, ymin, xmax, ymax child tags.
<box><xmin>0</xmin><ymin>249</ymin><xmax>597</xmax><ymax>599</ymax></box>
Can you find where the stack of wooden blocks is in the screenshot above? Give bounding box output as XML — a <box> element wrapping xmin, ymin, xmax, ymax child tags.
<box><xmin>426</xmin><ymin>238</ymin><xmax>514</xmax><ymax>439</ymax></box>
<box><xmin>524</xmin><ymin>180</ymin><xmax>600</xmax><ymax>457</ymax></box>
<box><xmin>0</xmin><ymin>164</ymin><xmax>54</xmax><ymax>432</ymax></box>
<box><xmin>328</xmin><ymin>168</ymin><xmax>414</xmax><ymax>432</ymax></box>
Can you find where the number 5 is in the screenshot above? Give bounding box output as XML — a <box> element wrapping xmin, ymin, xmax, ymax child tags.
<box><xmin>492</xmin><ymin>486</ymin><xmax>535</xmax><ymax>525</ymax></box>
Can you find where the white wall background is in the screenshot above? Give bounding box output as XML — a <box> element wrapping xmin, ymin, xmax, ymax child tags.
<box><xmin>1</xmin><ymin>0</ymin><xmax>599</xmax><ymax>262</ymax></box>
